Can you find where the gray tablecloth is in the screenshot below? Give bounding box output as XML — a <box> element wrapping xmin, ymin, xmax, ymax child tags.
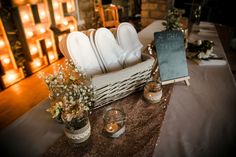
<box><xmin>141</xmin><ymin>21</ymin><xmax>236</xmax><ymax>157</ymax></box>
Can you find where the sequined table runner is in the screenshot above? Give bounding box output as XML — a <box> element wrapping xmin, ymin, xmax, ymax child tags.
<box><xmin>44</xmin><ymin>84</ymin><xmax>173</xmax><ymax>157</ymax></box>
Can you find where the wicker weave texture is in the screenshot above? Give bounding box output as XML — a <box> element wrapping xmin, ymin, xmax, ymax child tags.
<box><xmin>92</xmin><ymin>53</ymin><xmax>154</xmax><ymax>109</ymax></box>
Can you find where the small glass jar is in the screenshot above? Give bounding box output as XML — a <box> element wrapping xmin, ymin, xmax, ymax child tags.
<box><xmin>143</xmin><ymin>81</ymin><xmax>162</xmax><ymax>103</ymax></box>
<box><xmin>103</xmin><ymin>107</ymin><xmax>126</xmax><ymax>138</ymax></box>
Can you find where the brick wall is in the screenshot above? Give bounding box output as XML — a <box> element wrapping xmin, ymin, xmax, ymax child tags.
<box><xmin>141</xmin><ymin>0</ymin><xmax>173</xmax><ymax>27</ymax></box>
<box><xmin>77</xmin><ymin>0</ymin><xmax>95</xmax><ymax>29</ymax></box>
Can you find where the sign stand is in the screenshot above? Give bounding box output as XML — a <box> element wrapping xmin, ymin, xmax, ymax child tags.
<box><xmin>154</xmin><ymin>30</ymin><xmax>190</xmax><ymax>87</ymax></box>
<box><xmin>161</xmin><ymin>76</ymin><xmax>190</xmax><ymax>86</ymax></box>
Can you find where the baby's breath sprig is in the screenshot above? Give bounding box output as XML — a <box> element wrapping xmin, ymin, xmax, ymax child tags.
<box><xmin>43</xmin><ymin>59</ymin><xmax>94</xmax><ymax>123</ymax></box>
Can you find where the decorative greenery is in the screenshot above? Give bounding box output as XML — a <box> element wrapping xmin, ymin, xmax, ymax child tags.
<box><xmin>188</xmin><ymin>40</ymin><xmax>214</xmax><ymax>53</ymax></box>
<box><xmin>42</xmin><ymin>59</ymin><xmax>94</xmax><ymax>125</ymax></box>
<box><xmin>162</xmin><ymin>8</ymin><xmax>185</xmax><ymax>31</ymax></box>
<box><xmin>187</xmin><ymin>40</ymin><xmax>215</xmax><ymax>59</ymax></box>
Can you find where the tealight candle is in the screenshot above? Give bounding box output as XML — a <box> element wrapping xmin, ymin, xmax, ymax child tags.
<box><xmin>105</xmin><ymin>122</ymin><xmax>119</xmax><ymax>133</ymax></box>
<box><xmin>103</xmin><ymin>107</ymin><xmax>126</xmax><ymax>138</ymax></box>
<box><xmin>143</xmin><ymin>81</ymin><xmax>162</xmax><ymax>103</ymax></box>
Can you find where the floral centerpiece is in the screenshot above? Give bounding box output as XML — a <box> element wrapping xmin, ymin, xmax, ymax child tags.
<box><xmin>187</xmin><ymin>40</ymin><xmax>215</xmax><ymax>59</ymax></box>
<box><xmin>162</xmin><ymin>8</ymin><xmax>185</xmax><ymax>31</ymax></box>
<box><xmin>43</xmin><ymin>59</ymin><xmax>94</xmax><ymax>130</ymax></box>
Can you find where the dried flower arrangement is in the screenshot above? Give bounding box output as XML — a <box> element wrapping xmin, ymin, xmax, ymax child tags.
<box><xmin>43</xmin><ymin>59</ymin><xmax>94</xmax><ymax>126</ymax></box>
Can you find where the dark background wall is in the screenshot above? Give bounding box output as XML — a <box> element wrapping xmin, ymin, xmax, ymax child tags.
<box><xmin>174</xmin><ymin>0</ymin><xmax>236</xmax><ymax>27</ymax></box>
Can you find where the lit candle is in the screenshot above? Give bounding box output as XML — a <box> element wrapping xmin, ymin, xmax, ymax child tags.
<box><xmin>143</xmin><ymin>81</ymin><xmax>162</xmax><ymax>103</ymax></box>
<box><xmin>105</xmin><ymin>122</ymin><xmax>119</xmax><ymax>133</ymax></box>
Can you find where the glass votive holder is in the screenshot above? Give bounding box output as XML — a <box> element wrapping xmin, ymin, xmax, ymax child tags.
<box><xmin>143</xmin><ymin>81</ymin><xmax>162</xmax><ymax>103</ymax></box>
<box><xmin>103</xmin><ymin>107</ymin><xmax>126</xmax><ymax>138</ymax></box>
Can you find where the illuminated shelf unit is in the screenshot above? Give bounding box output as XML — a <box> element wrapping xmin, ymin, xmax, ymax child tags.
<box><xmin>0</xmin><ymin>18</ymin><xmax>25</xmax><ymax>89</ymax></box>
<box><xmin>47</xmin><ymin>0</ymin><xmax>78</xmax><ymax>54</ymax></box>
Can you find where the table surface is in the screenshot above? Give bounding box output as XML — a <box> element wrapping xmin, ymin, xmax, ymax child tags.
<box><xmin>140</xmin><ymin>21</ymin><xmax>236</xmax><ymax>157</ymax></box>
<box><xmin>1</xmin><ymin>21</ymin><xmax>236</xmax><ymax>157</ymax></box>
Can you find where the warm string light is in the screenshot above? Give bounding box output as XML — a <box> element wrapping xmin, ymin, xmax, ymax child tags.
<box><xmin>63</xmin><ymin>20</ymin><xmax>68</xmax><ymax>26</ymax></box>
<box><xmin>23</xmin><ymin>14</ymin><xmax>30</xmax><ymax>21</ymax></box>
<box><xmin>46</xmin><ymin>40</ymin><xmax>52</xmax><ymax>48</ymax></box>
<box><xmin>0</xmin><ymin>39</ymin><xmax>5</xmax><ymax>47</ymax></box>
<box><xmin>39</xmin><ymin>27</ymin><xmax>46</xmax><ymax>33</ymax></box>
<box><xmin>48</xmin><ymin>52</ymin><xmax>55</xmax><ymax>61</ymax></box>
<box><xmin>27</xmin><ymin>31</ymin><xmax>34</xmax><ymax>38</ymax></box>
<box><xmin>31</xmin><ymin>46</ymin><xmax>38</xmax><ymax>55</ymax></box>
<box><xmin>53</xmin><ymin>2</ymin><xmax>59</xmax><ymax>9</ymax></box>
<box><xmin>40</xmin><ymin>11</ymin><xmax>46</xmax><ymax>18</ymax></box>
<box><xmin>67</xmin><ymin>3</ymin><xmax>72</xmax><ymax>11</ymax></box>
<box><xmin>33</xmin><ymin>58</ymin><xmax>42</xmax><ymax>68</ymax></box>
<box><xmin>6</xmin><ymin>70</ymin><xmax>18</xmax><ymax>82</ymax></box>
<box><xmin>69</xmin><ymin>25</ymin><xmax>75</xmax><ymax>31</ymax></box>
<box><xmin>55</xmin><ymin>15</ymin><xmax>61</xmax><ymax>22</ymax></box>
<box><xmin>2</xmin><ymin>56</ymin><xmax>11</xmax><ymax>64</ymax></box>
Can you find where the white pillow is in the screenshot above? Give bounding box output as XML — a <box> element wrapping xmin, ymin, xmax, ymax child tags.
<box><xmin>66</xmin><ymin>31</ymin><xmax>103</xmax><ymax>76</ymax></box>
<box><xmin>117</xmin><ymin>22</ymin><xmax>143</xmax><ymax>67</ymax></box>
